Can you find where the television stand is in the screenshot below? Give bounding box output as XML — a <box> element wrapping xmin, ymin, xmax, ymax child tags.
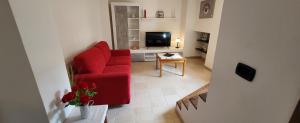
<box><xmin>131</xmin><ymin>47</ymin><xmax>184</xmax><ymax>61</ymax></box>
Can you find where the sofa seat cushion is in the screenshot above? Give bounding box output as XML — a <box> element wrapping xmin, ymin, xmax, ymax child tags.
<box><xmin>107</xmin><ymin>56</ymin><xmax>131</xmax><ymax>66</ymax></box>
<box><xmin>103</xmin><ymin>65</ymin><xmax>130</xmax><ymax>74</ymax></box>
<box><xmin>94</xmin><ymin>41</ymin><xmax>111</xmax><ymax>63</ymax></box>
<box><xmin>73</xmin><ymin>47</ymin><xmax>106</xmax><ymax>73</ymax></box>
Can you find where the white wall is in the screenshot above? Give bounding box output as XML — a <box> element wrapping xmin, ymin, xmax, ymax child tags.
<box><xmin>183</xmin><ymin>0</ymin><xmax>224</xmax><ymax>69</ymax></box>
<box><xmin>182</xmin><ymin>0</ymin><xmax>199</xmax><ymax>57</ymax></box>
<box><xmin>195</xmin><ymin>0</ymin><xmax>223</xmax><ymax>69</ymax></box>
<box><xmin>185</xmin><ymin>0</ymin><xmax>300</xmax><ymax>123</ymax></box>
<box><xmin>9</xmin><ymin>0</ymin><xmax>73</xmax><ymax>123</ymax></box>
<box><xmin>109</xmin><ymin>0</ymin><xmax>184</xmax><ymax>48</ymax></box>
<box><xmin>0</xmin><ymin>1</ymin><xmax>49</xmax><ymax>122</ymax></box>
<box><xmin>52</xmin><ymin>0</ymin><xmax>112</xmax><ymax>62</ymax></box>
<box><xmin>140</xmin><ymin>0</ymin><xmax>183</xmax><ymax>47</ymax></box>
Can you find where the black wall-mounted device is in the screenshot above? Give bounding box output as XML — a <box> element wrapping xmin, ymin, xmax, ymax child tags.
<box><xmin>235</xmin><ymin>63</ymin><xmax>256</xmax><ymax>82</ymax></box>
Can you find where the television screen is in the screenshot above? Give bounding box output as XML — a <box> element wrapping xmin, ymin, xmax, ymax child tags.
<box><xmin>146</xmin><ymin>32</ymin><xmax>171</xmax><ymax>47</ymax></box>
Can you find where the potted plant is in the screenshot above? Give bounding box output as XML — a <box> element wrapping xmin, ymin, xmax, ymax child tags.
<box><xmin>62</xmin><ymin>81</ymin><xmax>97</xmax><ymax>119</ymax></box>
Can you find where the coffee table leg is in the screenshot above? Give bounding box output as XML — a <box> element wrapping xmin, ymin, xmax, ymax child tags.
<box><xmin>182</xmin><ymin>60</ymin><xmax>186</xmax><ymax>76</ymax></box>
<box><xmin>160</xmin><ymin>62</ymin><xmax>163</xmax><ymax>77</ymax></box>
<box><xmin>105</xmin><ymin>116</ymin><xmax>108</xmax><ymax>123</ymax></box>
<box><xmin>175</xmin><ymin>63</ymin><xmax>177</xmax><ymax>68</ymax></box>
<box><xmin>156</xmin><ymin>56</ymin><xmax>158</xmax><ymax>69</ymax></box>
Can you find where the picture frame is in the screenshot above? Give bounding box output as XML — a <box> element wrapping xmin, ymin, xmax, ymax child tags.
<box><xmin>199</xmin><ymin>0</ymin><xmax>215</xmax><ymax>18</ymax></box>
<box><xmin>156</xmin><ymin>10</ymin><xmax>164</xmax><ymax>18</ymax></box>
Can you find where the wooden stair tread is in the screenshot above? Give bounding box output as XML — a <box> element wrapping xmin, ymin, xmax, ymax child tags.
<box><xmin>182</xmin><ymin>99</ymin><xmax>190</xmax><ymax>110</ymax></box>
<box><xmin>199</xmin><ymin>92</ymin><xmax>208</xmax><ymax>102</ymax></box>
<box><xmin>189</xmin><ymin>95</ymin><xmax>199</xmax><ymax>109</ymax></box>
<box><xmin>176</xmin><ymin>101</ymin><xmax>182</xmax><ymax>110</ymax></box>
<box><xmin>176</xmin><ymin>83</ymin><xmax>210</xmax><ymax>111</ymax></box>
<box><xmin>182</xmin><ymin>84</ymin><xmax>209</xmax><ymax>101</ymax></box>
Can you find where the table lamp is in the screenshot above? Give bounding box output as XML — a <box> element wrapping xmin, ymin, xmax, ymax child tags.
<box><xmin>176</xmin><ymin>38</ymin><xmax>181</xmax><ymax>48</ymax></box>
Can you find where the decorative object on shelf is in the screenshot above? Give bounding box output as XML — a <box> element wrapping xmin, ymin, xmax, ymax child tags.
<box><xmin>199</xmin><ymin>0</ymin><xmax>215</xmax><ymax>18</ymax></box>
<box><xmin>144</xmin><ymin>9</ymin><xmax>147</xmax><ymax>18</ymax></box>
<box><xmin>61</xmin><ymin>71</ymin><xmax>97</xmax><ymax>119</ymax></box>
<box><xmin>176</xmin><ymin>37</ymin><xmax>181</xmax><ymax>48</ymax></box>
<box><xmin>132</xmin><ymin>46</ymin><xmax>138</xmax><ymax>50</ymax></box>
<box><xmin>198</xmin><ymin>32</ymin><xmax>210</xmax><ymax>43</ymax></box>
<box><xmin>195</xmin><ymin>47</ymin><xmax>207</xmax><ymax>53</ymax></box>
<box><xmin>156</xmin><ymin>10</ymin><xmax>164</xmax><ymax>18</ymax></box>
<box><xmin>133</xmin><ymin>37</ymin><xmax>137</xmax><ymax>41</ymax></box>
<box><xmin>196</xmin><ymin>31</ymin><xmax>210</xmax><ymax>59</ymax></box>
<box><xmin>131</xmin><ymin>14</ymin><xmax>136</xmax><ymax>18</ymax></box>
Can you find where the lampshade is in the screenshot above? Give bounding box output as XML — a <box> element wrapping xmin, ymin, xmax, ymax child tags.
<box><xmin>176</xmin><ymin>38</ymin><xmax>181</xmax><ymax>43</ymax></box>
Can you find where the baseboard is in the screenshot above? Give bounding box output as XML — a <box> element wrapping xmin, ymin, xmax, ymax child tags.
<box><xmin>204</xmin><ymin>65</ymin><xmax>212</xmax><ymax>71</ymax></box>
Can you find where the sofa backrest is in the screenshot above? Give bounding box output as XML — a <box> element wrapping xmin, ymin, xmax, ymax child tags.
<box><xmin>94</xmin><ymin>41</ymin><xmax>111</xmax><ymax>63</ymax></box>
<box><xmin>73</xmin><ymin>47</ymin><xmax>106</xmax><ymax>74</ymax></box>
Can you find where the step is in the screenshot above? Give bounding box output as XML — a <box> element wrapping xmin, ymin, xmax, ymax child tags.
<box><xmin>182</xmin><ymin>99</ymin><xmax>190</xmax><ymax>110</ymax></box>
<box><xmin>199</xmin><ymin>92</ymin><xmax>208</xmax><ymax>102</ymax></box>
<box><xmin>196</xmin><ymin>84</ymin><xmax>209</xmax><ymax>94</ymax></box>
<box><xmin>182</xmin><ymin>84</ymin><xmax>209</xmax><ymax>101</ymax></box>
<box><xmin>176</xmin><ymin>101</ymin><xmax>182</xmax><ymax>110</ymax></box>
<box><xmin>189</xmin><ymin>95</ymin><xmax>199</xmax><ymax>109</ymax></box>
<box><xmin>176</xmin><ymin>83</ymin><xmax>210</xmax><ymax>111</ymax></box>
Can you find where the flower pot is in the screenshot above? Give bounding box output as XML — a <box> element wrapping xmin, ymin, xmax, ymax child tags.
<box><xmin>80</xmin><ymin>105</ymin><xmax>89</xmax><ymax>119</ymax></box>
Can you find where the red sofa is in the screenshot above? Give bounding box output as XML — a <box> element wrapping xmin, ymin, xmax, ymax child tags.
<box><xmin>72</xmin><ymin>41</ymin><xmax>131</xmax><ymax>105</ymax></box>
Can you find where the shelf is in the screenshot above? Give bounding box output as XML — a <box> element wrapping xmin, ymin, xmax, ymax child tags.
<box><xmin>130</xmin><ymin>47</ymin><xmax>184</xmax><ymax>54</ymax></box>
<box><xmin>195</xmin><ymin>48</ymin><xmax>207</xmax><ymax>53</ymax></box>
<box><xmin>145</xmin><ymin>56</ymin><xmax>155</xmax><ymax>58</ymax></box>
<box><xmin>129</xmin><ymin>40</ymin><xmax>139</xmax><ymax>42</ymax></box>
<box><xmin>128</xmin><ymin>29</ymin><xmax>139</xmax><ymax>30</ymax></box>
<box><xmin>197</xmin><ymin>39</ymin><xmax>209</xmax><ymax>43</ymax></box>
<box><xmin>140</xmin><ymin>17</ymin><xmax>177</xmax><ymax>21</ymax></box>
<box><xmin>128</xmin><ymin>18</ymin><xmax>139</xmax><ymax>19</ymax></box>
<box><xmin>145</xmin><ymin>59</ymin><xmax>156</xmax><ymax>61</ymax></box>
<box><xmin>145</xmin><ymin>54</ymin><xmax>156</xmax><ymax>57</ymax></box>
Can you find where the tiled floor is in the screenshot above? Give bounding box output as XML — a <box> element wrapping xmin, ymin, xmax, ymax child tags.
<box><xmin>107</xmin><ymin>58</ymin><xmax>211</xmax><ymax>123</ymax></box>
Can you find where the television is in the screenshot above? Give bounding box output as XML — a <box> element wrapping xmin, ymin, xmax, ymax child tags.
<box><xmin>146</xmin><ymin>32</ymin><xmax>171</xmax><ymax>47</ymax></box>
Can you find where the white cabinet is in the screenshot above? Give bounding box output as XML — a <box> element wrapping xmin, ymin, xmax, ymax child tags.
<box><xmin>111</xmin><ymin>2</ymin><xmax>141</xmax><ymax>50</ymax></box>
<box><xmin>130</xmin><ymin>47</ymin><xmax>184</xmax><ymax>61</ymax></box>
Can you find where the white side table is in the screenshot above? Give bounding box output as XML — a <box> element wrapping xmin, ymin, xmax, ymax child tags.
<box><xmin>64</xmin><ymin>105</ymin><xmax>108</xmax><ymax>123</ymax></box>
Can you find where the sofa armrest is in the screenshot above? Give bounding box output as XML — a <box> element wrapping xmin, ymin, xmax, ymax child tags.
<box><xmin>111</xmin><ymin>50</ymin><xmax>130</xmax><ymax>56</ymax></box>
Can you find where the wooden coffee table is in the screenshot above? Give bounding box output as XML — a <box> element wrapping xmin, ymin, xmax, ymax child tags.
<box><xmin>156</xmin><ymin>53</ymin><xmax>186</xmax><ymax>77</ymax></box>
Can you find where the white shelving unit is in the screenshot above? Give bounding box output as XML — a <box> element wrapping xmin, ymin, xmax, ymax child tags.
<box><xmin>131</xmin><ymin>47</ymin><xmax>184</xmax><ymax>61</ymax></box>
<box><xmin>195</xmin><ymin>32</ymin><xmax>210</xmax><ymax>59</ymax></box>
<box><xmin>140</xmin><ymin>17</ymin><xmax>177</xmax><ymax>22</ymax></box>
<box><xmin>111</xmin><ymin>2</ymin><xmax>182</xmax><ymax>59</ymax></box>
<box><xmin>111</xmin><ymin>2</ymin><xmax>141</xmax><ymax>50</ymax></box>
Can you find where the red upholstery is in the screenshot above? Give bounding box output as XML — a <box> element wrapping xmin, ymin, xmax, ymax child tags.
<box><xmin>107</xmin><ymin>56</ymin><xmax>131</xmax><ymax>66</ymax></box>
<box><xmin>111</xmin><ymin>50</ymin><xmax>130</xmax><ymax>56</ymax></box>
<box><xmin>73</xmin><ymin>47</ymin><xmax>106</xmax><ymax>73</ymax></box>
<box><xmin>94</xmin><ymin>41</ymin><xmax>111</xmax><ymax>63</ymax></box>
<box><xmin>73</xmin><ymin>41</ymin><xmax>131</xmax><ymax>105</ymax></box>
<box><xmin>103</xmin><ymin>65</ymin><xmax>130</xmax><ymax>74</ymax></box>
<box><xmin>74</xmin><ymin>73</ymin><xmax>130</xmax><ymax>105</ymax></box>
